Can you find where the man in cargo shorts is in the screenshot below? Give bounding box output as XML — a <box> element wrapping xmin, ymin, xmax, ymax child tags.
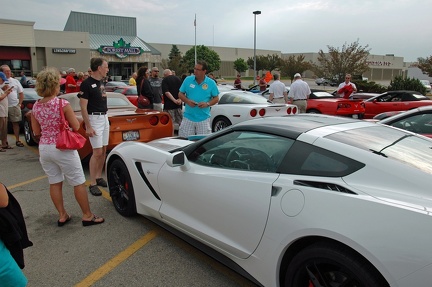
<box><xmin>78</xmin><ymin>57</ymin><xmax>110</xmax><ymax>196</ymax></box>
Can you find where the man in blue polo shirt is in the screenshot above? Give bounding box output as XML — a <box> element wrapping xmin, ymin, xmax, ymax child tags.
<box><xmin>178</xmin><ymin>60</ymin><xmax>219</xmax><ymax>137</ymax></box>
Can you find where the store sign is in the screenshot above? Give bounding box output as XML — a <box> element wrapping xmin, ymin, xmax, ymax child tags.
<box><xmin>98</xmin><ymin>38</ymin><xmax>144</xmax><ymax>59</ymax></box>
<box><xmin>52</xmin><ymin>48</ymin><xmax>76</xmax><ymax>54</ymax></box>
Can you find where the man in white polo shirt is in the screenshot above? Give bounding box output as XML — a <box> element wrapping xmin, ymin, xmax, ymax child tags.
<box><xmin>268</xmin><ymin>74</ymin><xmax>287</xmax><ymax>104</ymax></box>
<box><xmin>288</xmin><ymin>73</ymin><xmax>311</xmax><ymax>113</ymax></box>
<box><xmin>0</xmin><ymin>65</ymin><xmax>24</xmax><ymax>147</ymax></box>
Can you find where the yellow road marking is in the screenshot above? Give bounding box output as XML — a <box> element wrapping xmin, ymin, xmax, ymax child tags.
<box><xmin>7</xmin><ymin>175</ymin><xmax>48</xmax><ymax>190</ymax></box>
<box><xmin>74</xmin><ymin>230</ymin><xmax>158</xmax><ymax>287</ymax></box>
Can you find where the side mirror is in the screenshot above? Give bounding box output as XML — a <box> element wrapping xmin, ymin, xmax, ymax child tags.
<box><xmin>166</xmin><ymin>151</ymin><xmax>190</xmax><ymax>171</ymax></box>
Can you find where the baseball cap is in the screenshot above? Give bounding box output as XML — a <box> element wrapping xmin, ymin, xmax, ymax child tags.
<box><xmin>294</xmin><ymin>73</ymin><xmax>301</xmax><ymax>78</ymax></box>
<box><xmin>0</xmin><ymin>72</ymin><xmax>8</xmax><ymax>82</ymax></box>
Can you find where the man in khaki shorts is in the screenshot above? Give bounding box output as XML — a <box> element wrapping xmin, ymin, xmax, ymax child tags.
<box><xmin>0</xmin><ymin>65</ymin><xmax>24</xmax><ymax>147</ymax></box>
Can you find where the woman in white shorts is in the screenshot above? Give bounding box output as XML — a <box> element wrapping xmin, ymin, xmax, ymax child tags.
<box><xmin>31</xmin><ymin>67</ymin><xmax>104</xmax><ymax>227</ymax></box>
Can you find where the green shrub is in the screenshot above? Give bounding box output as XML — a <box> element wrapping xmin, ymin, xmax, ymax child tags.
<box><xmin>388</xmin><ymin>76</ymin><xmax>427</xmax><ymax>95</ymax></box>
<box><xmin>352</xmin><ymin>80</ymin><xmax>387</xmax><ymax>93</ymax></box>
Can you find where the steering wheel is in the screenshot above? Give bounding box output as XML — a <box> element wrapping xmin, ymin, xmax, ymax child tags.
<box><xmin>226</xmin><ymin>147</ymin><xmax>253</xmax><ymax>169</ymax></box>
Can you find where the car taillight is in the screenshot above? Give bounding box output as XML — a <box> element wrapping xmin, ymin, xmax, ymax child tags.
<box><xmin>258</xmin><ymin>109</ymin><xmax>266</xmax><ymax>116</ymax></box>
<box><xmin>149</xmin><ymin>116</ymin><xmax>159</xmax><ymax>126</ymax></box>
<box><xmin>160</xmin><ymin>114</ymin><xmax>170</xmax><ymax>125</ymax></box>
<box><xmin>293</xmin><ymin>106</ymin><xmax>298</xmax><ymax>114</ymax></box>
<box><xmin>250</xmin><ymin>109</ymin><xmax>257</xmax><ymax>117</ymax></box>
<box><xmin>287</xmin><ymin>107</ymin><xmax>292</xmax><ymax>114</ymax></box>
<box><xmin>27</xmin><ymin>103</ymin><xmax>34</xmax><ymax>110</ymax></box>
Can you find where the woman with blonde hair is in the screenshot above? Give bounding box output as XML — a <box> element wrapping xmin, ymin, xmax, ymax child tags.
<box><xmin>31</xmin><ymin>67</ymin><xmax>104</xmax><ymax>227</ymax></box>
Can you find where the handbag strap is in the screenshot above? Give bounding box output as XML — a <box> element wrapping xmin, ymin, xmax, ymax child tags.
<box><xmin>139</xmin><ymin>78</ymin><xmax>145</xmax><ymax>96</ymax></box>
<box><xmin>58</xmin><ymin>98</ymin><xmax>68</xmax><ymax>130</ymax></box>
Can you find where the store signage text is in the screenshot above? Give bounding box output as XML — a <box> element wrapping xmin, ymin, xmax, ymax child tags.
<box><xmin>98</xmin><ymin>38</ymin><xmax>144</xmax><ymax>59</ymax></box>
<box><xmin>52</xmin><ymin>48</ymin><xmax>76</xmax><ymax>54</ymax></box>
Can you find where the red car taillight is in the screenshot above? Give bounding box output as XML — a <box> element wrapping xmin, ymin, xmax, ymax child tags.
<box><xmin>250</xmin><ymin>109</ymin><xmax>258</xmax><ymax>117</ymax></box>
<box><xmin>149</xmin><ymin>115</ymin><xmax>159</xmax><ymax>126</ymax></box>
<box><xmin>292</xmin><ymin>106</ymin><xmax>298</xmax><ymax>114</ymax></box>
<box><xmin>258</xmin><ymin>109</ymin><xmax>266</xmax><ymax>116</ymax></box>
<box><xmin>27</xmin><ymin>103</ymin><xmax>34</xmax><ymax>110</ymax></box>
<box><xmin>160</xmin><ymin>114</ymin><xmax>170</xmax><ymax>125</ymax></box>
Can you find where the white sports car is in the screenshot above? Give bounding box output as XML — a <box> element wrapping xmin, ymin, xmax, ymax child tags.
<box><xmin>106</xmin><ymin>114</ymin><xmax>432</xmax><ymax>287</ymax></box>
<box><xmin>210</xmin><ymin>90</ymin><xmax>298</xmax><ymax>131</ymax></box>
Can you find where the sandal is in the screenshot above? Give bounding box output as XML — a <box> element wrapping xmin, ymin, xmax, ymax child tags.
<box><xmin>1</xmin><ymin>145</ymin><xmax>13</xmax><ymax>149</ymax></box>
<box><xmin>0</xmin><ymin>148</ymin><xmax>5</xmax><ymax>152</ymax></box>
<box><xmin>57</xmin><ymin>214</ymin><xmax>72</xmax><ymax>227</ymax></box>
<box><xmin>82</xmin><ymin>214</ymin><xmax>104</xmax><ymax>227</ymax></box>
<box><xmin>16</xmin><ymin>141</ymin><xmax>24</xmax><ymax>147</ymax></box>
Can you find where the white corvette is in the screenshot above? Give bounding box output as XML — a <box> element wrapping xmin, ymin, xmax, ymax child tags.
<box><xmin>106</xmin><ymin>114</ymin><xmax>432</xmax><ymax>287</ymax></box>
<box><xmin>210</xmin><ymin>90</ymin><xmax>297</xmax><ymax>131</ymax></box>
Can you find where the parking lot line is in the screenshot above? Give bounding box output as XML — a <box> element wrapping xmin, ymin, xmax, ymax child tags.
<box><xmin>74</xmin><ymin>230</ymin><xmax>158</xmax><ymax>287</ymax></box>
<box><xmin>7</xmin><ymin>175</ymin><xmax>48</xmax><ymax>190</ymax></box>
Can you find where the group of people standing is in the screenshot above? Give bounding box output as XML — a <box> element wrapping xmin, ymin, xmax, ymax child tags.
<box><xmin>132</xmin><ymin>61</ymin><xmax>218</xmax><ymax>137</ymax></box>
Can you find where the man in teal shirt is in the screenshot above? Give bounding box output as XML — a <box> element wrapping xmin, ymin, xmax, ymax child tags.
<box><xmin>178</xmin><ymin>60</ymin><xmax>219</xmax><ymax>137</ymax></box>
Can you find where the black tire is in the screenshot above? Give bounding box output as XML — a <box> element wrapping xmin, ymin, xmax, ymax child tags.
<box><xmin>212</xmin><ymin>116</ymin><xmax>232</xmax><ymax>132</ymax></box>
<box><xmin>108</xmin><ymin>159</ymin><xmax>137</xmax><ymax>217</ymax></box>
<box><xmin>23</xmin><ymin>118</ymin><xmax>37</xmax><ymax>146</ymax></box>
<box><xmin>306</xmin><ymin>109</ymin><xmax>321</xmax><ymax>114</ymax></box>
<box><xmin>284</xmin><ymin>242</ymin><xmax>388</xmax><ymax>287</ymax></box>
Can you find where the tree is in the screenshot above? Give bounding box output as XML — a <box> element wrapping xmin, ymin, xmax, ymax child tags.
<box><xmin>417</xmin><ymin>56</ymin><xmax>432</xmax><ymax>77</ymax></box>
<box><xmin>165</xmin><ymin>45</ymin><xmax>187</xmax><ymax>75</ymax></box>
<box><xmin>314</xmin><ymin>40</ymin><xmax>370</xmax><ymax>83</ymax></box>
<box><xmin>280</xmin><ymin>55</ymin><xmax>313</xmax><ymax>81</ymax></box>
<box><xmin>182</xmin><ymin>45</ymin><xmax>221</xmax><ymax>73</ymax></box>
<box><xmin>247</xmin><ymin>55</ymin><xmax>267</xmax><ymax>73</ymax></box>
<box><xmin>266</xmin><ymin>54</ymin><xmax>283</xmax><ymax>71</ymax></box>
<box><xmin>233</xmin><ymin>58</ymin><xmax>248</xmax><ymax>74</ymax></box>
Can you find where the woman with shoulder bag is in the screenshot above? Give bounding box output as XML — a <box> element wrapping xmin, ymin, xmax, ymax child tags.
<box><xmin>31</xmin><ymin>67</ymin><xmax>104</xmax><ymax>227</ymax></box>
<box><xmin>136</xmin><ymin>66</ymin><xmax>153</xmax><ymax>109</ymax></box>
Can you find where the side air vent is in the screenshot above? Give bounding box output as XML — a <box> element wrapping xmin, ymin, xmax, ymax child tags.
<box><xmin>294</xmin><ymin>180</ymin><xmax>357</xmax><ymax>195</ymax></box>
<box><xmin>135</xmin><ymin>162</ymin><xmax>161</xmax><ymax>200</ymax></box>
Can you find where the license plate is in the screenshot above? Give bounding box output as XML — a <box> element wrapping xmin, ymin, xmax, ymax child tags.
<box><xmin>123</xmin><ymin>130</ymin><xmax>140</xmax><ymax>141</ymax></box>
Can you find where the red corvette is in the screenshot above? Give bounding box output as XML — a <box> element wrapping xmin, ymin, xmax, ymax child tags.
<box><xmin>307</xmin><ymin>91</ymin><xmax>365</xmax><ymax>118</ymax></box>
<box><xmin>113</xmin><ymin>86</ymin><xmax>138</xmax><ymax>107</ymax></box>
<box><xmin>363</xmin><ymin>90</ymin><xmax>432</xmax><ymax>119</ymax></box>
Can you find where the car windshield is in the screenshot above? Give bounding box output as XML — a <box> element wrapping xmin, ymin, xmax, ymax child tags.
<box><xmin>107</xmin><ymin>97</ymin><xmax>134</xmax><ymax>107</ymax></box>
<box><xmin>420</xmin><ymin>80</ymin><xmax>430</xmax><ymax>85</ymax></box>
<box><xmin>219</xmin><ymin>92</ymin><xmax>269</xmax><ymax>104</ymax></box>
<box><xmin>312</xmin><ymin>92</ymin><xmax>335</xmax><ymax>98</ymax></box>
<box><xmin>325</xmin><ymin>125</ymin><xmax>432</xmax><ymax>174</ymax></box>
<box><xmin>106</xmin><ymin>81</ymin><xmax>127</xmax><ymax>87</ymax></box>
<box><xmin>24</xmin><ymin>89</ymin><xmax>42</xmax><ymax>100</ymax></box>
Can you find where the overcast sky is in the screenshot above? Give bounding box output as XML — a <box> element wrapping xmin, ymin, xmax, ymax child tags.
<box><xmin>1</xmin><ymin>0</ymin><xmax>430</xmax><ymax>62</ymax></box>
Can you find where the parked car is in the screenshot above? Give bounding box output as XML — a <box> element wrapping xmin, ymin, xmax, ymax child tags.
<box><xmin>106</xmin><ymin>114</ymin><xmax>432</xmax><ymax>287</ymax></box>
<box><xmin>210</xmin><ymin>90</ymin><xmax>298</xmax><ymax>131</ymax></box>
<box><xmin>377</xmin><ymin>105</ymin><xmax>432</xmax><ymax>138</ymax></box>
<box><xmin>260</xmin><ymin>85</ymin><xmax>290</xmax><ymax>100</ymax></box>
<box><xmin>113</xmin><ymin>86</ymin><xmax>138</xmax><ymax>107</ymax></box>
<box><xmin>420</xmin><ymin>79</ymin><xmax>431</xmax><ymax>93</ymax></box>
<box><xmin>7</xmin><ymin>88</ymin><xmax>42</xmax><ymax>133</ymax></box>
<box><xmin>315</xmin><ymin>77</ymin><xmax>337</xmax><ymax>86</ymax></box>
<box><xmin>307</xmin><ymin>90</ymin><xmax>365</xmax><ymax>118</ymax></box>
<box><xmin>331</xmin><ymin>90</ymin><xmax>379</xmax><ymax>100</ymax></box>
<box><xmin>23</xmin><ymin>92</ymin><xmax>173</xmax><ymax>160</ymax></box>
<box><xmin>104</xmin><ymin>81</ymin><xmax>128</xmax><ymax>92</ymax></box>
<box><xmin>247</xmin><ymin>84</ymin><xmax>269</xmax><ymax>93</ymax></box>
<box><xmin>362</xmin><ymin>90</ymin><xmax>432</xmax><ymax>119</ymax></box>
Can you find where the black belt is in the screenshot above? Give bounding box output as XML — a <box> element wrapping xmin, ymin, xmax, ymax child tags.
<box><xmin>293</xmin><ymin>99</ymin><xmax>306</xmax><ymax>101</ymax></box>
<box><xmin>89</xmin><ymin>112</ymin><xmax>106</xmax><ymax>115</ymax></box>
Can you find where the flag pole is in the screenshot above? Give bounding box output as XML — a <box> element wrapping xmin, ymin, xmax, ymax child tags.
<box><xmin>194</xmin><ymin>14</ymin><xmax>197</xmax><ymax>65</ymax></box>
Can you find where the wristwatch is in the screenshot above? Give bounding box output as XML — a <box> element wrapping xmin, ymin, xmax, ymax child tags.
<box><xmin>206</xmin><ymin>102</ymin><xmax>210</xmax><ymax>107</ymax></box>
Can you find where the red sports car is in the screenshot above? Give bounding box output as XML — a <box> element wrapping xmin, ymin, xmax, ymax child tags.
<box><xmin>363</xmin><ymin>90</ymin><xmax>432</xmax><ymax>119</ymax></box>
<box><xmin>307</xmin><ymin>91</ymin><xmax>365</xmax><ymax>118</ymax></box>
<box><xmin>113</xmin><ymin>86</ymin><xmax>138</xmax><ymax>107</ymax></box>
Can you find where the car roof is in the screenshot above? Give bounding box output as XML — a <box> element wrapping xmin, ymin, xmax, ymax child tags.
<box><xmin>378</xmin><ymin>105</ymin><xmax>432</xmax><ymax>124</ymax></box>
<box><xmin>231</xmin><ymin>114</ymin><xmax>361</xmax><ymax>138</ymax></box>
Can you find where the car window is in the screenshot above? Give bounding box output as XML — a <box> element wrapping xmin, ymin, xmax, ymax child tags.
<box><xmin>219</xmin><ymin>92</ymin><xmax>269</xmax><ymax>104</ymax></box>
<box><xmin>278</xmin><ymin>141</ymin><xmax>365</xmax><ymax>177</ymax></box>
<box><xmin>189</xmin><ymin>131</ymin><xmax>293</xmax><ymax>172</ymax></box>
<box><xmin>107</xmin><ymin>97</ymin><xmax>132</xmax><ymax>107</ymax></box>
<box><xmin>390</xmin><ymin>113</ymin><xmax>432</xmax><ymax>134</ymax></box>
<box><xmin>326</xmin><ymin>125</ymin><xmax>432</xmax><ymax>175</ymax></box>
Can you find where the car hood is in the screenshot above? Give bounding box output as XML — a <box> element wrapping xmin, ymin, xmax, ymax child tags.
<box><xmin>145</xmin><ymin>137</ymin><xmax>194</xmax><ymax>151</ymax></box>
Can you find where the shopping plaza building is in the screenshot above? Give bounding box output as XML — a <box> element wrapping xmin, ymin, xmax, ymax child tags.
<box><xmin>0</xmin><ymin>11</ymin><xmax>410</xmax><ymax>82</ymax></box>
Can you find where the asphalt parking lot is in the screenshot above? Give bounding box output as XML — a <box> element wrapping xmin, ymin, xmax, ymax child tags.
<box><xmin>2</xmin><ymin>134</ymin><xmax>257</xmax><ymax>287</ymax></box>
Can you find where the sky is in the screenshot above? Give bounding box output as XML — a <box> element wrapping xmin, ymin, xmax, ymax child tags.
<box><xmin>1</xmin><ymin>0</ymin><xmax>430</xmax><ymax>62</ymax></box>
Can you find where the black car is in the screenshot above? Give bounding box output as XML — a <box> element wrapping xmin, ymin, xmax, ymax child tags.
<box><xmin>8</xmin><ymin>88</ymin><xmax>42</xmax><ymax>133</ymax></box>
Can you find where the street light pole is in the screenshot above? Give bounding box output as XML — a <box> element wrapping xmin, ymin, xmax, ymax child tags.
<box><xmin>253</xmin><ymin>10</ymin><xmax>261</xmax><ymax>85</ymax></box>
